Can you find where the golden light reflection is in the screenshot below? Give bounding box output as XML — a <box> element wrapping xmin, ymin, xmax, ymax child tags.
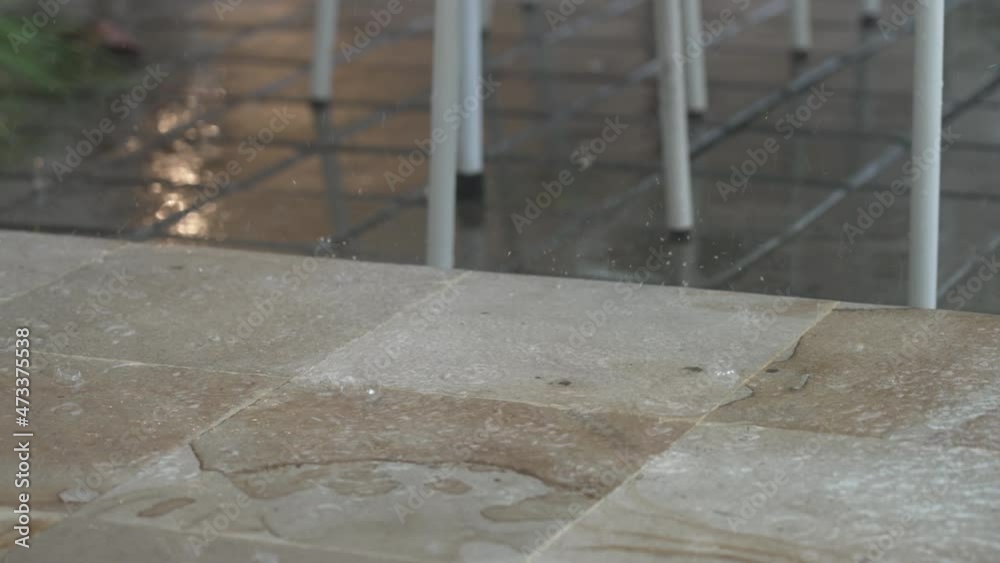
<box><xmin>172</xmin><ymin>210</ymin><xmax>209</xmax><ymax>237</ymax></box>
<box><xmin>150</xmin><ymin>151</ymin><xmax>201</xmax><ymax>186</ymax></box>
<box><xmin>154</xmin><ymin>191</ymin><xmax>186</xmax><ymax>220</ymax></box>
<box><xmin>143</xmin><ymin>102</ymin><xmax>222</xmax><ymax>239</ymax></box>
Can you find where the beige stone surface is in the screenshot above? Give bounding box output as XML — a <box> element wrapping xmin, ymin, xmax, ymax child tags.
<box><xmin>1</xmin><ymin>232</ymin><xmax>997</xmax><ymax>562</ymax></box>
<box><xmin>534</xmin><ymin>423</ymin><xmax>1000</xmax><ymax>563</ymax></box>
<box><xmin>0</xmin><ymin>242</ymin><xmax>456</xmax><ymax>376</ymax></box>
<box><xmin>0</xmin><ymin>353</ymin><xmax>281</xmax><ymax>511</ymax></box>
<box><xmin>300</xmin><ymin>270</ymin><xmax>835</xmax><ymax>417</ymax></box>
<box><xmin>3</xmin><ymin>518</ymin><xmax>407</xmax><ymax>563</ymax></box>
<box><xmin>79</xmin><ymin>447</ymin><xmax>589</xmax><ymax>563</ymax></box>
<box><xmin>0</xmin><ymin>231</ymin><xmax>120</xmax><ymax>303</ymax></box>
<box><xmin>111</xmin><ymin>383</ymin><xmax>689</xmax><ymax>562</ymax></box>
<box><xmin>0</xmin><ymin>509</ymin><xmax>62</xmax><ymax>553</ymax></box>
<box><xmin>709</xmin><ymin>307</ymin><xmax>1000</xmax><ymax>451</ymax></box>
<box><xmin>191</xmin><ymin>384</ymin><xmax>689</xmax><ymax>496</ymax></box>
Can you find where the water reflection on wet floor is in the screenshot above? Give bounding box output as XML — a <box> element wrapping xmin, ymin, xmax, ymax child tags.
<box><xmin>3</xmin><ymin>0</ymin><xmax>1000</xmax><ymax>312</ymax></box>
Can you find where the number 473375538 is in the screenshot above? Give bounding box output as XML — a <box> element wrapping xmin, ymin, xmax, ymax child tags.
<box><xmin>15</xmin><ymin>328</ymin><xmax>30</xmax><ymax>419</ymax></box>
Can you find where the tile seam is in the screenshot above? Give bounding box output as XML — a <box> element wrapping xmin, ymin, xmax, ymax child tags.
<box><xmin>527</xmin><ymin>299</ymin><xmax>841</xmax><ymax>561</ymax></box>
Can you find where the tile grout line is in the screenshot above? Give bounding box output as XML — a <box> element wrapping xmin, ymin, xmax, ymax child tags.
<box><xmin>280</xmin><ymin>268</ymin><xmax>476</xmax><ymax>382</ymax></box>
<box><xmin>165</xmin><ymin>270</ymin><xmax>479</xmax><ymax>446</ymax></box>
<box><xmin>0</xmin><ymin>241</ymin><xmax>126</xmax><ymax>305</ymax></box>
<box><xmin>49</xmin><ymin>382</ymin><xmax>290</xmax><ymax>531</ymax></box>
<box><xmin>9</xmin><ymin>242</ymin><xmax>477</xmax><ymax>402</ymax></box>
<box><xmin>690</xmin><ymin>300</ymin><xmax>840</xmax><ymax>424</ymax></box>
<box><xmin>14</xmin><ymin>241</ymin><xmax>468</xmax><ymax>385</ymax></box>
<box><xmin>41</xmin><ymin>351</ymin><xmax>281</xmax><ymax>380</ymax></box>
<box><xmin>245</xmin><ymin>0</ymin><xmax>651</xmax><ymax>245</ymax></box>
<box><xmin>526</xmin><ymin>299</ymin><xmax>841</xmax><ymax>561</ymax></box>
<box><xmin>112</xmin><ymin>272</ymin><xmax>486</xmax><ymax>526</ymax></box>
<box><xmin>87</xmin><ymin>514</ymin><xmax>440</xmax><ymax>563</ymax></box>
<box><xmin>316</xmin><ymin>382</ymin><xmax>702</xmax><ymax>424</ymax></box>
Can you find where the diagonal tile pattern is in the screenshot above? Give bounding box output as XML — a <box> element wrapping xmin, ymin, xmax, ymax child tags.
<box><xmin>1</xmin><ymin>231</ymin><xmax>998</xmax><ymax>562</ymax></box>
<box><xmin>708</xmin><ymin>306</ymin><xmax>1000</xmax><ymax>451</ymax></box>
<box><xmin>0</xmin><ymin>242</ymin><xmax>457</xmax><ymax>376</ymax></box>
<box><xmin>299</xmin><ymin>270</ymin><xmax>835</xmax><ymax>418</ymax></box>
<box><xmin>0</xmin><ymin>354</ymin><xmax>281</xmax><ymax>512</ymax></box>
<box><xmin>0</xmin><ymin>232</ymin><xmax>121</xmax><ymax>304</ymax></box>
<box><xmin>531</xmin><ymin>423</ymin><xmax>1000</xmax><ymax>563</ymax></box>
<box><xmin>5</xmin><ymin>0</ymin><xmax>1000</xmax><ymax>555</ymax></box>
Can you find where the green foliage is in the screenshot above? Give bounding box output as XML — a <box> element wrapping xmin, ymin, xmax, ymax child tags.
<box><xmin>0</xmin><ymin>17</ymin><xmax>75</xmax><ymax>92</ymax></box>
<box><xmin>0</xmin><ymin>16</ymin><xmax>135</xmax><ymax>157</ymax></box>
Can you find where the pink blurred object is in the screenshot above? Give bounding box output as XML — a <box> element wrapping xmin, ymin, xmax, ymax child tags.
<box><xmin>95</xmin><ymin>19</ymin><xmax>139</xmax><ymax>55</ymax></box>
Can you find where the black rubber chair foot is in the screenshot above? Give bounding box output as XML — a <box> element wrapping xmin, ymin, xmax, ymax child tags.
<box><xmin>457</xmin><ymin>173</ymin><xmax>485</xmax><ymax>202</ymax></box>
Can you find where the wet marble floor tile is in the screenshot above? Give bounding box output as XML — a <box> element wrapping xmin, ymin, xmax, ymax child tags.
<box><xmin>298</xmin><ymin>269</ymin><xmax>835</xmax><ymax>418</ymax></box>
<box><xmin>3</xmin><ymin>518</ymin><xmax>400</xmax><ymax>563</ymax></box>
<box><xmin>70</xmin><ymin>383</ymin><xmax>690</xmax><ymax>562</ymax></box>
<box><xmin>0</xmin><ymin>231</ymin><xmax>120</xmax><ymax>303</ymax></box>
<box><xmin>534</xmin><ymin>423</ymin><xmax>1000</xmax><ymax>563</ymax></box>
<box><xmin>0</xmin><ymin>242</ymin><xmax>456</xmax><ymax>376</ymax></box>
<box><xmin>0</xmin><ymin>353</ymin><xmax>281</xmax><ymax>512</ymax></box>
<box><xmin>2</xmin><ymin>232</ymin><xmax>998</xmax><ymax>562</ymax></box>
<box><xmin>708</xmin><ymin>306</ymin><xmax>1000</xmax><ymax>451</ymax></box>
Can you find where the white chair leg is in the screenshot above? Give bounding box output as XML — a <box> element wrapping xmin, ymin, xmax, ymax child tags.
<box><xmin>861</xmin><ymin>0</ymin><xmax>881</xmax><ymax>26</ymax></box>
<box><xmin>310</xmin><ymin>0</ymin><xmax>348</xmax><ymax>233</ymax></box>
<box><xmin>426</xmin><ymin>0</ymin><xmax>461</xmax><ymax>268</ymax></box>
<box><xmin>457</xmin><ymin>0</ymin><xmax>485</xmax><ymax>201</ymax></box>
<box><xmin>655</xmin><ymin>0</ymin><xmax>694</xmax><ymax>237</ymax></box>
<box><xmin>908</xmin><ymin>0</ymin><xmax>945</xmax><ymax>308</ymax></box>
<box><xmin>310</xmin><ymin>0</ymin><xmax>339</xmax><ymax>105</ymax></box>
<box><xmin>681</xmin><ymin>0</ymin><xmax>709</xmax><ymax>117</ymax></box>
<box><xmin>789</xmin><ymin>0</ymin><xmax>812</xmax><ymax>59</ymax></box>
<box><xmin>481</xmin><ymin>0</ymin><xmax>494</xmax><ymax>33</ymax></box>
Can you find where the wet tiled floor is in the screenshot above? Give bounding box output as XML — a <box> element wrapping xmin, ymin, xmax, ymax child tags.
<box><xmin>3</xmin><ymin>0</ymin><xmax>1000</xmax><ymax>312</ymax></box>
<box><xmin>2</xmin><ymin>231</ymin><xmax>998</xmax><ymax>562</ymax></box>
